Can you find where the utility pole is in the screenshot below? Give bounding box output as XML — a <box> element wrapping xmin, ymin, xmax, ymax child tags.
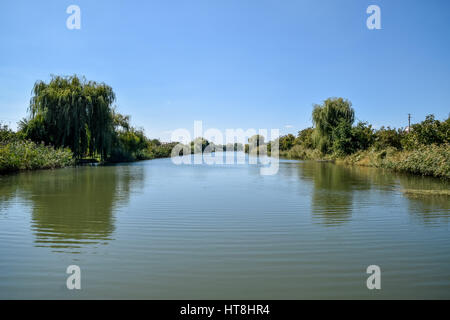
<box><xmin>408</xmin><ymin>113</ymin><xmax>411</xmax><ymax>131</ymax></box>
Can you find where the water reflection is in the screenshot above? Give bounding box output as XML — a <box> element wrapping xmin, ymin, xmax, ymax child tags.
<box><xmin>397</xmin><ymin>174</ymin><xmax>450</xmax><ymax>224</ymax></box>
<box><xmin>0</xmin><ymin>165</ymin><xmax>144</xmax><ymax>253</ymax></box>
<box><xmin>296</xmin><ymin>161</ymin><xmax>449</xmax><ymax>226</ymax></box>
<box><xmin>296</xmin><ymin>162</ymin><xmax>366</xmax><ymax>225</ymax></box>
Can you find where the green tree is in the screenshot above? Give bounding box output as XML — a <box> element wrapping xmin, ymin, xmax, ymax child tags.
<box><xmin>190</xmin><ymin>137</ymin><xmax>210</xmax><ymax>153</ymax></box>
<box><xmin>295</xmin><ymin>127</ymin><xmax>314</xmax><ymax>149</ymax></box>
<box><xmin>278</xmin><ymin>134</ymin><xmax>296</xmax><ymax>151</ymax></box>
<box><xmin>351</xmin><ymin>121</ymin><xmax>375</xmax><ymax>151</ymax></box>
<box><xmin>312</xmin><ymin>98</ymin><xmax>355</xmax><ymax>153</ymax></box>
<box><xmin>402</xmin><ymin>114</ymin><xmax>449</xmax><ymax>149</ymax></box>
<box><xmin>374</xmin><ymin>126</ymin><xmax>403</xmax><ymax>150</ymax></box>
<box><xmin>23</xmin><ymin>75</ymin><xmax>115</xmax><ymax>159</ymax></box>
<box><xmin>248</xmin><ymin>134</ymin><xmax>265</xmax><ymax>148</ymax></box>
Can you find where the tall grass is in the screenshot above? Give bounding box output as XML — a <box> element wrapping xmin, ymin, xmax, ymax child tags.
<box><xmin>338</xmin><ymin>144</ymin><xmax>449</xmax><ymax>179</ymax></box>
<box><xmin>0</xmin><ymin>140</ymin><xmax>74</xmax><ymax>174</ymax></box>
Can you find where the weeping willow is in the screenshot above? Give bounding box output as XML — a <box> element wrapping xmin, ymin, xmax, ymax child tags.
<box><xmin>312</xmin><ymin>97</ymin><xmax>355</xmax><ymax>153</ymax></box>
<box><xmin>27</xmin><ymin>75</ymin><xmax>115</xmax><ymax>159</ymax></box>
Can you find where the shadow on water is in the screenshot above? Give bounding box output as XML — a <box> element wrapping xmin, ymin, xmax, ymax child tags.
<box><xmin>0</xmin><ymin>164</ymin><xmax>144</xmax><ymax>253</ymax></box>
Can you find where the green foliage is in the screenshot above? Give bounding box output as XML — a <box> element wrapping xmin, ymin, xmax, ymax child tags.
<box><xmin>0</xmin><ymin>140</ymin><xmax>74</xmax><ymax>174</ymax></box>
<box><xmin>383</xmin><ymin>144</ymin><xmax>449</xmax><ymax>179</ymax></box>
<box><xmin>190</xmin><ymin>137</ymin><xmax>210</xmax><ymax>154</ymax></box>
<box><xmin>109</xmin><ymin>129</ymin><xmax>148</xmax><ymax>162</ymax></box>
<box><xmin>312</xmin><ymin>98</ymin><xmax>355</xmax><ymax>153</ymax></box>
<box><xmin>23</xmin><ymin>75</ymin><xmax>115</xmax><ymax>159</ymax></box>
<box><xmin>284</xmin><ymin>144</ymin><xmax>323</xmax><ymax>160</ymax></box>
<box><xmin>295</xmin><ymin>127</ymin><xmax>314</xmax><ymax>149</ymax></box>
<box><xmin>147</xmin><ymin>142</ymin><xmax>178</xmax><ymax>158</ymax></box>
<box><xmin>350</xmin><ymin>122</ymin><xmax>375</xmax><ymax>151</ymax></box>
<box><xmin>277</xmin><ymin>134</ymin><xmax>296</xmax><ymax>151</ymax></box>
<box><xmin>108</xmin><ymin>112</ymin><xmax>172</xmax><ymax>162</ymax></box>
<box><xmin>331</xmin><ymin>120</ymin><xmax>354</xmax><ymax>156</ymax></box>
<box><xmin>0</xmin><ymin>123</ymin><xmax>21</xmax><ymax>143</ymax></box>
<box><xmin>373</xmin><ymin>126</ymin><xmax>404</xmax><ymax>150</ymax></box>
<box><xmin>277</xmin><ymin>98</ymin><xmax>449</xmax><ymax>178</ymax></box>
<box><xmin>402</xmin><ymin>114</ymin><xmax>449</xmax><ymax>149</ymax></box>
<box><xmin>248</xmin><ymin>135</ymin><xmax>265</xmax><ymax>148</ymax></box>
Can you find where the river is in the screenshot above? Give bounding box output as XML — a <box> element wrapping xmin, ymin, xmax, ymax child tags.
<box><xmin>0</xmin><ymin>152</ymin><xmax>449</xmax><ymax>299</ymax></box>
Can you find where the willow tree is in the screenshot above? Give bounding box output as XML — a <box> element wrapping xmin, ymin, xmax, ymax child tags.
<box><xmin>27</xmin><ymin>75</ymin><xmax>115</xmax><ymax>159</ymax></box>
<box><xmin>312</xmin><ymin>97</ymin><xmax>355</xmax><ymax>153</ymax></box>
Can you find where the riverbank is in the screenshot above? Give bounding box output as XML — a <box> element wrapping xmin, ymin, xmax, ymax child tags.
<box><xmin>281</xmin><ymin>143</ymin><xmax>450</xmax><ymax>180</ymax></box>
<box><xmin>0</xmin><ymin>140</ymin><xmax>175</xmax><ymax>174</ymax></box>
<box><xmin>0</xmin><ymin>139</ymin><xmax>74</xmax><ymax>174</ymax></box>
<box><xmin>0</xmin><ymin>126</ymin><xmax>175</xmax><ymax>174</ymax></box>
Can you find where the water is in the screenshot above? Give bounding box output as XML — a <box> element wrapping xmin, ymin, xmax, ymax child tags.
<box><xmin>0</xmin><ymin>152</ymin><xmax>449</xmax><ymax>299</ymax></box>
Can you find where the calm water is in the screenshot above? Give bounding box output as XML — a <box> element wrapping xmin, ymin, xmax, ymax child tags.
<box><xmin>0</xmin><ymin>152</ymin><xmax>449</xmax><ymax>299</ymax></box>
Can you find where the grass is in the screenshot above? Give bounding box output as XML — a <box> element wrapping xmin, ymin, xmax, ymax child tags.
<box><xmin>283</xmin><ymin>144</ymin><xmax>449</xmax><ymax>179</ymax></box>
<box><xmin>0</xmin><ymin>140</ymin><xmax>74</xmax><ymax>174</ymax></box>
<box><xmin>336</xmin><ymin>144</ymin><xmax>449</xmax><ymax>179</ymax></box>
<box><xmin>401</xmin><ymin>189</ymin><xmax>450</xmax><ymax>196</ymax></box>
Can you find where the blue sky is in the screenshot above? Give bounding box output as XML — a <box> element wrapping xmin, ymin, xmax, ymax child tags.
<box><xmin>1</xmin><ymin>0</ymin><xmax>449</xmax><ymax>141</ymax></box>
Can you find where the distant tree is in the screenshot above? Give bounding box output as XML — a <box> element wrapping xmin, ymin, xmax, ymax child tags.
<box><xmin>295</xmin><ymin>127</ymin><xmax>314</xmax><ymax>149</ymax></box>
<box><xmin>374</xmin><ymin>126</ymin><xmax>404</xmax><ymax>150</ymax></box>
<box><xmin>402</xmin><ymin>114</ymin><xmax>449</xmax><ymax>149</ymax></box>
<box><xmin>190</xmin><ymin>137</ymin><xmax>210</xmax><ymax>153</ymax></box>
<box><xmin>312</xmin><ymin>98</ymin><xmax>355</xmax><ymax>153</ymax></box>
<box><xmin>277</xmin><ymin>134</ymin><xmax>296</xmax><ymax>151</ymax></box>
<box><xmin>248</xmin><ymin>134</ymin><xmax>265</xmax><ymax>148</ymax></box>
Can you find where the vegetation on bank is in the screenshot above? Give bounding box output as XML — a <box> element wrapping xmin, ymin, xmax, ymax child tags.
<box><xmin>1</xmin><ymin>75</ymin><xmax>175</xmax><ymax>174</ymax></box>
<box><xmin>2</xmin><ymin>75</ymin><xmax>448</xmax><ymax>179</ymax></box>
<box><xmin>270</xmin><ymin>98</ymin><xmax>449</xmax><ymax>179</ymax></box>
<box><xmin>0</xmin><ymin>125</ymin><xmax>74</xmax><ymax>174</ymax></box>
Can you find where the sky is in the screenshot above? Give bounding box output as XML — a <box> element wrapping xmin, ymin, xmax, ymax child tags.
<box><xmin>1</xmin><ymin>0</ymin><xmax>449</xmax><ymax>141</ymax></box>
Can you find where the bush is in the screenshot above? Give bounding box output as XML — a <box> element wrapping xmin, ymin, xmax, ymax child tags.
<box><xmin>338</xmin><ymin>144</ymin><xmax>450</xmax><ymax>179</ymax></box>
<box><xmin>374</xmin><ymin>126</ymin><xmax>404</xmax><ymax>150</ymax></box>
<box><xmin>402</xmin><ymin>114</ymin><xmax>449</xmax><ymax>149</ymax></box>
<box><xmin>295</xmin><ymin>127</ymin><xmax>314</xmax><ymax>149</ymax></box>
<box><xmin>351</xmin><ymin>122</ymin><xmax>375</xmax><ymax>151</ymax></box>
<box><xmin>0</xmin><ymin>140</ymin><xmax>74</xmax><ymax>174</ymax></box>
<box><xmin>0</xmin><ymin>124</ymin><xmax>19</xmax><ymax>143</ymax></box>
<box><xmin>382</xmin><ymin>144</ymin><xmax>450</xmax><ymax>179</ymax></box>
<box><xmin>284</xmin><ymin>145</ymin><xmax>323</xmax><ymax>160</ymax></box>
<box><xmin>277</xmin><ymin>134</ymin><xmax>296</xmax><ymax>151</ymax></box>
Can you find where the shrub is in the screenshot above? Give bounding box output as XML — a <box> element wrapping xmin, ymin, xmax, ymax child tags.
<box><xmin>374</xmin><ymin>126</ymin><xmax>404</xmax><ymax>150</ymax></box>
<box><xmin>382</xmin><ymin>144</ymin><xmax>450</xmax><ymax>179</ymax></box>
<box><xmin>295</xmin><ymin>127</ymin><xmax>314</xmax><ymax>149</ymax></box>
<box><xmin>402</xmin><ymin>114</ymin><xmax>449</xmax><ymax>149</ymax></box>
<box><xmin>0</xmin><ymin>140</ymin><xmax>74</xmax><ymax>174</ymax></box>
<box><xmin>285</xmin><ymin>145</ymin><xmax>323</xmax><ymax>160</ymax></box>
<box><xmin>351</xmin><ymin>122</ymin><xmax>375</xmax><ymax>151</ymax></box>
